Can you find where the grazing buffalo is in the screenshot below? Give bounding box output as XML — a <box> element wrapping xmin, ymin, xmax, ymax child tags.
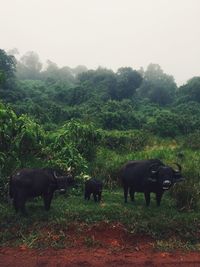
<box><xmin>84</xmin><ymin>178</ymin><xmax>103</xmax><ymax>202</ymax></box>
<box><xmin>119</xmin><ymin>159</ymin><xmax>184</xmax><ymax>206</ymax></box>
<box><xmin>9</xmin><ymin>168</ymin><xmax>74</xmax><ymax>214</ymax></box>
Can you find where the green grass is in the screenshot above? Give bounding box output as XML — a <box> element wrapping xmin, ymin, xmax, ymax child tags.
<box><xmin>1</xmin><ymin>138</ymin><xmax>200</xmax><ymax>250</ymax></box>
<box><xmin>0</xmin><ymin>189</ymin><xmax>200</xmax><ymax>249</ymax></box>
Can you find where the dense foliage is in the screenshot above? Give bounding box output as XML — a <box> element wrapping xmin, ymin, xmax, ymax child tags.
<box><xmin>1</xmin><ymin>49</ymin><xmax>200</xmax><ymax>136</ymax></box>
<box><xmin>1</xmin><ymin>48</ymin><xmax>200</xmax><ymax>213</ymax></box>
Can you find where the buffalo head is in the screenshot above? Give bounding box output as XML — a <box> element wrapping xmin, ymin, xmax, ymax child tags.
<box><xmin>148</xmin><ymin>163</ymin><xmax>184</xmax><ymax>190</ymax></box>
<box><xmin>53</xmin><ymin>171</ymin><xmax>74</xmax><ymax>194</ymax></box>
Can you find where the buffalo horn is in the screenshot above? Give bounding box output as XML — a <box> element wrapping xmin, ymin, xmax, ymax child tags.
<box><xmin>53</xmin><ymin>171</ymin><xmax>58</xmax><ymax>179</ymax></box>
<box><xmin>67</xmin><ymin>166</ymin><xmax>71</xmax><ymax>172</ymax></box>
<box><xmin>174</xmin><ymin>163</ymin><xmax>182</xmax><ymax>172</ymax></box>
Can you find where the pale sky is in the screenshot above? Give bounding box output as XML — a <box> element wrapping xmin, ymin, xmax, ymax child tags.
<box><xmin>1</xmin><ymin>0</ymin><xmax>200</xmax><ymax>85</ymax></box>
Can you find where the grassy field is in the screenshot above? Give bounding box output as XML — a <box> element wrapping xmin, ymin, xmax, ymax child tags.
<box><xmin>0</xmin><ymin>188</ymin><xmax>200</xmax><ymax>250</ymax></box>
<box><xmin>1</xmin><ymin>137</ymin><xmax>200</xmax><ymax>251</ymax></box>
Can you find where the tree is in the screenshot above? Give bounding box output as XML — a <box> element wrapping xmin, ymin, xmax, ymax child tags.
<box><xmin>0</xmin><ymin>49</ymin><xmax>16</xmax><ymax>90</ymax></box>
<box><xmin>0</xmin><ymin>70</ymin><xmax>4</xmax><ymax>84</ymax></box>
<box><xmin>146</xmin><ymin>109</ymin><xmax>180</xmax><ymax>137</ymax></box>
<box><xmin>78</xmin><ymin>67</ymin><xmax>117</xmax><ymax>101</ymax></box>
<box><xmin>59</xmin><ymin>66</ymin><xmax>75</xmax><ymax>84</ymax></box>
<box><xmin>40</xmin><ymin>60</ymin><xmax>59</xmax><ymax>84</ymax></box>
<box><xmin>17</xmin><ymin>51</ymin><xmax>42</xmax><ymax>80</ymax></box>
<box><xmin>177</xmin><ymin>77</ymin><xmax>200</xmax><ymax>103</ymax></box>
<box><xmin>41</xmin><ymin>60</ymin><xmax>75</xmax><ymax>86</ymax></box>
<box><xmin>171</xmin><ymin>101</ymin><xmax>200</xmax><ymax>134</ymax></box>
<box><xmin>77</xmin><ymin>67</ymin><xmax>142</xmax><ymax>101</ymax></box>
<box><xmin>99</xmin><ymin>100</ymin><xmax>140</xmax><ymax>130</ymax></box>
<box><xmin>116</xmin><ymin>67</ymin><xmax>143</xmax><ymax>100</ymax></box>
<box><xmin>139</xmin><ymin>64</ymin><xmax>177</xmax><ymax>106</ymax></box>
<box><xmin>73</xmin><ymin>65</ymin><xmax>87</xmax><ymax>77</ymax></box>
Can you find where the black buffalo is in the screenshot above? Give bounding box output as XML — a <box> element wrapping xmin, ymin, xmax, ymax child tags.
<box><xmin>119</xmin><ymin>159</ymin><xmax>184</xmax><ymax>206</ymax></box>
<box><xmin>84</xmin><ymin>178</ymin><xmax>103</xmax><ymax>202</ymax></box>
<box><xmin>9</xmin><ymin>168</ymin><xmax>74</xmax><ymax>214</ymax></box>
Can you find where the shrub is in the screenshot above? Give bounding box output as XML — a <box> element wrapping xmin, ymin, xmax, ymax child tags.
<box><xmin>44</xmin><ymin>120</ymin><xmax>102</xmax><ymax>175</ymax></box>
<box><xmin>171</xmin><ymin>161</ymin><xmax>200</xmax><ymax>211</ymax></box>
<box><xmin>146</xmin><ymin>110</ymin><xmax>180</xmax><ymax>137</ymax></box>
<box><xmin>171</xmin><ymin>180</ymin><xmax>200</xmax><ymax>211</ymax></box>
<box><xmin>16</xmin><ymin>114</ymin><xmax>45</xmax><ymax>156</ymax></box>
<box><xmin>102</xmin><ymin>130</ymin><xmax>150</xmax><ymax>151</ymax></box>
<box><xmin>89</xmin><ymin>148</ymin><xmax>123</xmax><ymax>188</ymax></box>
<box><xmin>44</xmin><ymin>142</ymin><xmax>87</xmax><ymax>175</ymax></box>
<box><xmin>183</xmin><ymin>131</ymin><xmax>200</xmax><ymax>150</ymax></box>
<box><xmin>0</xmin><ymin>102</ymin><xmax>46</xmax><ymax>198</ymax></box>
<box><xmin>63</xmin><ymin>120</ymin><xmax>102</xmax><ymax>160</ymax></box>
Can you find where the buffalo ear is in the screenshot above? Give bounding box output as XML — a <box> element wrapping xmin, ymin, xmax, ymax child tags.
<box><xmin>148</xmin><ymin>163</ymin><xmax>160</xmax><ymax>183</ymax></box>
<box><xmin>149</xmin><ymin>163</ymin><xmax>160</xmax><ymax>175</ymax></box>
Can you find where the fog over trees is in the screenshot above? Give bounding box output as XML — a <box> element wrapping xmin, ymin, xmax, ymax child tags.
<box><xmin>0</xmin><ymin>48</ymin><xmax>200</xmax><ymax>137</ymax></box>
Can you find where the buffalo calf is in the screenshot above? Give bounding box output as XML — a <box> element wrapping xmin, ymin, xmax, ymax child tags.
<box><xmin>84</xmin><ymin>178</ymin><xmax>103</xmax><ymax>202</ymax></box>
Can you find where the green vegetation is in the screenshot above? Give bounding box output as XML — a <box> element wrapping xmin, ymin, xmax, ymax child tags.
<box><xmin>0</xmin><ymin>189</ymin><xmax>200</xmax><ymax>249</ymax></box>
<box><xmin>1</xmin><ymin>48</ymin><xmax>200</xmax><ymax>250</ymax></box>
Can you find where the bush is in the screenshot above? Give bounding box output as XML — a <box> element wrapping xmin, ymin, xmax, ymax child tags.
<box><xmin>44</xmin><ymin>120</ymin><xmax>102</xmax><ymax>175</ymax></box>
<box><xmin>102</xmin><ymin>130</ymin><xmax>150</xmax><ymax>151</ymax></box>
<box><xmin>0</xmin><ymin>102</ymin><xmax>46</xmax><ymax>198</ymax></box>
<box><xmin>44</xmin><ymin>141</ymin><xmax>87</xmax><ymax>175</ymax></box>
<box><xmin>171</xmin><ymin>180</ymin><xmax>200</xmax><ymax>211</ymax></box>
<box><xmin>60</xmin><ymin>120</ymin><xmax>102</xmax><ymax>160</ymax></box>
<box><xmin>183</xmin><ymin>131</ymin><xmax>200</xmax><ymax>150</ymax></box>
<box><xmin>89</xmin><ymin>148</ymin><xmax>123</xmax><ymax>188</ymax></box>
<box><xmin>99</xmin><ymin>100</ymin><xmax>141</xmax><ymax>130</ymax></box>
<box><xmin>16</xmin><ymin>114</ymin><xmax>45</xmax><ymax>156</ymax></box>
<box><xmin>146</xmin><ymin>110</ymin><xmax>180</xmax><ymax>137</ymax></box>
<box><xmin>171</xmin><ymin>161</ymin><xmax>200</xmax><ymax>211</ymax></box>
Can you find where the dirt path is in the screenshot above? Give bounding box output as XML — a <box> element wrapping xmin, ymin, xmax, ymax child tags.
<box><xmin>1</xmin><ymin>223</ymin><xmax>200</xmax><ymax>267</ymax></box>
<box><xmin>1</xmin><ymin>247</ymin><xmax>200</xmax><ymax>267</ymax></box>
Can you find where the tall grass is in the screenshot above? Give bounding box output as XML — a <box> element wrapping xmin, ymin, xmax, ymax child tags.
<box><xmin>0</xmin><ymin>189</ymin><xmax>200</xmax><ymax>248</ymax></box>
<box><xmin>1</xmin><ymin>135</ymin><xmax>200</xmax><ymax>249</ymax></box>
<box><xmin>90</xmin><ymin>138</ymin><xmax>200</xmax><ymax>210</ymax></box>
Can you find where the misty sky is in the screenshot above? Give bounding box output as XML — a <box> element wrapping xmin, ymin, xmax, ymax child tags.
<box><xmin>1</xmin><ymin>0</ymin><xmax>200</xmax><ymax>85</ymax></box>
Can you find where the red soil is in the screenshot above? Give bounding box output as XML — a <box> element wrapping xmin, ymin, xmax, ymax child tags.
<box><xmin>0</xmin><ymin>222</ymin><xmax>200</xmax><ymax>267</ymax></box>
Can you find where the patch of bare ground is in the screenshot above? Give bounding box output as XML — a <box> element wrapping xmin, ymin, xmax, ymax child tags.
<box><xmin>0</xmin><ymin>222</ymin><xmax>200</xmax><ymax>267</ymax></box>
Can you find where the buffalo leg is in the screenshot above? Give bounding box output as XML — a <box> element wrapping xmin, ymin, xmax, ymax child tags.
<box><xmin>144</xmin><ymin>192</ymin><xmax>150</xmax><ymax>206</ymax></box>
<box><xmin>156</xmin><ymin>192</ymin><xmax>163</xmax><ymax>206</ymax></box>
<box><xmin>84</xmin><ymin>191</ymin><xmax>90</xmax><ymax>200</ymax></box>
<box><xmin>18</xmin><ymin>198</ymin><xmax>27</xmax><ymax>215</ymax></box>
<box><xmin>124</xmin><ymin>186</ymin><xmax>128</xmax><ymax>203</ymax></box>
<box><xmin>43</xmin><ymin>193</ymin><xmax>53</xmax><ymax>211</ymax></box>
<box><xmin>93</xmin><ymin>193</ymin><xmax>97</xmax><ymax>202</ymax></box>
<box><xmin>98</xmin><ymin>192</ymin><xmax>102</xmax><ymax>202</ymax></box>
<box><xmin>129</xmin><ymin>187</ymin><xmax>135</xmax><ymax>202</ymax></box>
<box><xmin>20</xmin><ymin>201</ymin><xmax>27</xmax><ymax>215</ymax></box>
<box><xmin>13</xmin><ymin>193</ymin><xmax>19</xmax><ymax>212</ymax></box>
<box><xmin>86</xmin><ymin>192</ymin><xmax>91</xmax><ymax>200</ymax></box>
<box><xmin>13</xmin><ymin>191</ymin><xmax>27</xmax><ymax>214</ymax></box>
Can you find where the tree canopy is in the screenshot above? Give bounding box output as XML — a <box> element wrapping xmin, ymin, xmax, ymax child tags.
<box><xmin>0</xmin><ymin>49</ymin><xmax>16</xmax><ymax>89</ymax></box>
<box><xmin>139</xmin><ymin>63</ymin><xmax>177</xmax><ymax>106</ymax></box>
<box><xmin>1</xmin><ymin>48</ymin><xmax>200</xmax><ymax>138</ymax></box>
